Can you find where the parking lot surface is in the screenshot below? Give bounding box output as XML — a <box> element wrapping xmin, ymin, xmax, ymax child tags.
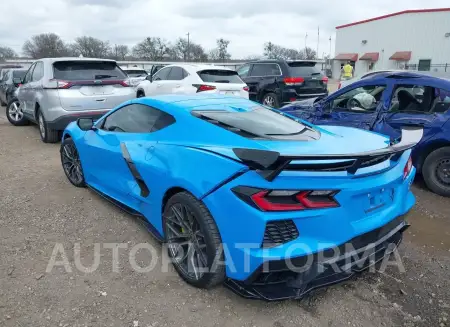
<box><xmin>0</xmin><ymin>108</ymin><xmax>449</xmax><ymax>327</ymax></box>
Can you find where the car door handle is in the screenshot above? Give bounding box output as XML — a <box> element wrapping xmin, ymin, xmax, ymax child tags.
<box><xmin>175</xmin><ymin>84</ymin><xmax>181</xmax><ymax>88</ymax></box>
<box><xmin>156</xmin><ymin>84</ymin><xmax>162</xmax><ymax>88</ymax></box>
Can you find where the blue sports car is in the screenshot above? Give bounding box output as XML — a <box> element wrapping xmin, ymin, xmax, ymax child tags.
<box><xmin>60</xmin><ymin>94</ymin><xmax>422</xmax><ymax>300</ymax></box>
<box><xmin>281</xmin><ymin>71</ymin><xmax>450</xmax><ymax>197</ymax></box>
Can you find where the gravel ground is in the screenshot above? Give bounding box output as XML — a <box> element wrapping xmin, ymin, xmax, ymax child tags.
<box><xmin>0</xmin><ymin>107</ymin><xmax>449</xmax><ymax>327</ymax></box>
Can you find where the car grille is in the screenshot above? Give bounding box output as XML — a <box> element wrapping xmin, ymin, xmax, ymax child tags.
<box><xmin>262</xmin><ymin>220</ymin><xmax>299</xmax><ymax>248</ymax></box>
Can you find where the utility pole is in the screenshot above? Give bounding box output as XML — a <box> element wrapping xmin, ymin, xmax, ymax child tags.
<box><xmin>186</xmin><ymin>32</ymin><xmax>190</xmax><ymax>61</ymax></box>
<box><xmin>317</xmin><ymin>27</ymin><xmax>319</xmax><ymax>58</ymax></box>
<box><xmin>305</xmin><ymin>32</ymin><xmax>308</xmax><ymax>51</ymax></box>
<box><xmin>329</xmin><ymin>36</ymin><xmax>332</xmax><ymax>57</ymax></box>
<box><xmin>328</xmin><ymin>36</ymin><xmax>332</xmax><ymax>69</ymax></box>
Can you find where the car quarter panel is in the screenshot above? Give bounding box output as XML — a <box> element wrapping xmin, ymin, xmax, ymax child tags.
<box><xmin>127</xmin><ymin>144</ymin><xmax>248</xmax><ymax>235</ymax></box>
<box><xmin>202</xmin><ymin>150</ymin><xmax>415</xmax><ymax>280</ymax></box>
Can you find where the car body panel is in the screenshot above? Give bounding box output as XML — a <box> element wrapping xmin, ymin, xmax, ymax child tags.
<box><xmin>63</xmin><ymin>94</ymin><xmax>417</xmax><ymax>286</ymax></box>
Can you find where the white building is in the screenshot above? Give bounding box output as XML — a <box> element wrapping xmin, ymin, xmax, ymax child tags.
<box><xmin>333</xmin><ymin>8</ymin><xmax>450</xmax><ymax>78</ymax></box>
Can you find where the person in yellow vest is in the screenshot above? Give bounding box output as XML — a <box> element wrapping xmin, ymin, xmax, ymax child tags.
<box><xmin>341</xmin><ymin>61</ymin><xmax>354</xmax><ymax>80</ymax></box>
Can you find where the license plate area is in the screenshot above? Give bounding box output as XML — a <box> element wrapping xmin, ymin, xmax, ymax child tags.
<box><xmin>220</xmin><ymin>91</ymin><xmax>239</xmax><ymax>96</ymax></box>
<box><xmin>359</xmin><ymin>188</ymin><xmax>395</xmax><ymax>214</ymax></box>
<box><xmin>80</xmin><ymin>85</ymin><xmax>114</xmax><ymax>96</ymax></box>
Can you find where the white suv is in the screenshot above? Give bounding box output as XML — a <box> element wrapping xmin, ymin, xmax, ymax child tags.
<box><xmin>136</xmin><ymin>64</ymin><xmax>249</xmax><ymax>99</ymax></box>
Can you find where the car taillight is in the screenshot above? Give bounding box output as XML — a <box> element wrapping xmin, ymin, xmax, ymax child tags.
<box><xmin>193</xmin><ymin>84</ymin><xmax>216</xmax><ymax>92</ymax></box>
<box><xmin>403</xmin><ymin>156</ymin><xmax>413</xmax><ymax>180</ymax></box>
<box><xmin>322</xmin><ymin>76</ymin><xmax>329</xmax><ymax>84</ymax></box>
<box><xmin>283</xmin><ymin>77</ymin><xmax>304</xmax><ymax>86</ymax></box>
<box><xmin>243</xmin><ymin>86</ymin><xmax>249</xmax><ymax>92</ymax></box>
<box><xmin>232</xmin><ymin>187</ymin><xmax>339</xmax><ymax>212</ymax></box>
<box><xmin>44</xmin><ymin>80</ymin><xmax>73</xmax><ymax>89</ymax></box>
<box><xmin>119</xmin><ymin>80</ymin><xmax>131</xmax><ymax>87</ymax></box>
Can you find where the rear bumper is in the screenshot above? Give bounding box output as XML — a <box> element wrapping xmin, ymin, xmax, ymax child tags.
<box><xmin>281</xmin><ymin>89</ymin><xmax>328</xmax><ymax>104</ymax></box>
<box><xmin>225</xmin><ymin>214</ymin><xmax>409</xmax><ymax>301</ymax></box>
<box><xmin>47</xmin><ymin>110</ymin><xmax>110</xmax><ymax>130</ymax></box>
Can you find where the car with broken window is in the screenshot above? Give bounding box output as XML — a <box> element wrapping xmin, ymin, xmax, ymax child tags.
<box><xmin>281</xmin><ymin>71</ymin><xmax>450</xmax><ymax>196</ymax></box>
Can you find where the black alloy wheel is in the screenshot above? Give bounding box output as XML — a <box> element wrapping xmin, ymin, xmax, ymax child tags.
<box><xmin>163</xmin><ymin>192</ymin><xmax>225</xmax><ymax>288</ymax></box>
<box><xmin>166</xmin><ymin>202</ymin><xmax>208</xmax><ymax>281</ymax></box>
<box><xmin>60</xmin><ymin>138</ymin><xmax>86</xmax><ymax>187</ymax></box>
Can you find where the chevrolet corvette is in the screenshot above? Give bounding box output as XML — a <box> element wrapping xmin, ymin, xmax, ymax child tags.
<box><xmin>60</xmin><ymin>94</ymin><xmax>422</xmax><ymax>300</ymax></box>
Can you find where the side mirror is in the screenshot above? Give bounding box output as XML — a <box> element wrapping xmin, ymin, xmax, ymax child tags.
<box><xmin>77</xmin><ymin>118</ymin><xmax>94</xmax><ymax>131</ymax></box>
<box><xmin>146</xmin><ymin>75</ymin><xmax>152</xmax><ymax>82</ymax></box>
<box><xmin>13</xmin><ymin>77</ymin><xmax>22</xmax><ymax>87</ymax></box>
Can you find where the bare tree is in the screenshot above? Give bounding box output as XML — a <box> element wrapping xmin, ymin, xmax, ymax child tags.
<box><xmin>170</xmin><ymin>38</ymin><xmax>207</xmax><ymax>62</ymax></box>
<box><xmin>111</xmin><ymin>44</ymin><xmax>129</xmax><ymax>60</ymax></box>
<box><xmin>216</xmin><ymin>38</ymin><xmax>231</xmax><ymax>61</ymax></box>
<box><xmin>0</xmin><ymin>46</ymin><xmax>17</xmax><ymax>62</ymax></box>
<box><xmin>298</xmin><ymin>47</ymin><xmax>317</xmax><ymax>60</ymax></box>
<box><xmin>70</xmin><ymin>36</ymin><xmax>111</xmax><ymax>58</ymax></box>
<box><xmin>263</xmin><ymin>42</ymin><xmax>302</xmax><ymax>60</ymax></box>
<box><xmin>132</xmin><ymin>37</ymin><xmax>169</xmax><ymax>60</ymax></box>
<box><xmin>22</xmin><ymin>33</ymin><xmax>68</xmax><ymax>59</ymax></box>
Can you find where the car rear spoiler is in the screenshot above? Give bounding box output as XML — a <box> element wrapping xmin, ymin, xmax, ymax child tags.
<box><xmin>233</xmin><ymin>127</ymin><xmax>423</xmax><ymax>181</ymax></box>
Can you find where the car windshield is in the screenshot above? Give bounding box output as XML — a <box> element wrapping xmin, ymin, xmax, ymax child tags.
<box><xmin>193</xmin><ymin>105</ymin><xmax>308</xmax><ymax>136</ymax></box>
<box><xmin>287</xmin><ymin>62</ymin><xmax>321</xmax><ymax>76</ymax></box>
<box><xmin>53</xmin><ymin>61</ymin><xmax>127</xmax><ymax>80</ymax></box>
<box><xmin>124</xmin><ymin>70</ymin><xmax>147</xmax><ymax>77</ymax></box>
<box><xmin>198</xmin><ymin>70</ymin><xmax>243</xmax><ymax>84</ymax></box>
<box><xmin>12</xmin><ymin>70</ymin><xmax>26</xmax><ymax>79</ymax></box>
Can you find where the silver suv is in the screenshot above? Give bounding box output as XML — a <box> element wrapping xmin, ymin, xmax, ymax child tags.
<box><xmin>8</xmin><ymin>57</ymin><xmax>135</xmax><ymax>143</ymax></box>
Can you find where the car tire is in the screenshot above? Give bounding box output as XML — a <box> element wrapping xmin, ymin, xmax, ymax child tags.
<box><xmin>0</xmin><ymin>99</ymin><xmax>6</xmax><ymax>106</ymax></box>
<box><xmin>137</xmin><ymin>90</ymin><xmax>145</xmax><ymax>98</ymax></box>
<box><xmin>60</xmin><ymin>137</ymin><xmax>86</xmax><ymax>188</ymax></box>
<box><xmin>38</xmin><ymin>110</ymin><xmax>59</xmax><ymax>143</ymax></box>
<box><xmin>163</xmin><ymin>191</ymin><xmax>225</xmax><ymax>289</ymax></box>
<box><xmin>422</xmin><ymin>147</ymin><xmax>450</xmax><ymax>197</ymax></box>
<box><xmin>262</xmin><ymin>92</ymin><xmax>280</xmax><ymax>108</ymax></box>
<box><xmin>6</xmin><ymin>98</ymin><xmax>29</xmax><ymax>126</ymax></box>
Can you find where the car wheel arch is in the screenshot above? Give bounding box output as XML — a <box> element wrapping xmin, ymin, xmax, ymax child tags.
<box><xmin>136</xmin><ymin>88</ymin><xmax>145</xmax><ymax>97</ymax></box>
<box><xmin>34</xmin><ymin>102</ymin><xmax>41</xmax><ymax>120</ymax></box>
<box><xmin>418</xmin><ymin>141</ymin><xmax>450</xmax><ymax>172</ymax></box>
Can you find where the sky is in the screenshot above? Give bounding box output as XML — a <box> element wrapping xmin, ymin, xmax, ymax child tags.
<box><xmin>1</xmin><ymin>0</ymin><xmax>449</xmax><ymax>59</ymax></box>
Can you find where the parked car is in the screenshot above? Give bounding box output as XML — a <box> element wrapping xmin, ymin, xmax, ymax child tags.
<box><xmin>60</xmin><ymin>94</ymin><xmax>420</xmax><ymax>300</ymax></box>
<box><xmin>0</xmin><ymin>68</ymin><xmax>26</xmax><ymax>106</ymax></box>
<box><xmin>281</xmin><ymin>71</ymin><xmax>450</xmax><ymax>196</ymax></box>
<box><xmin>0</xmin><ymin>64</ymin><xmax>23</xmax><ymax>80</ymax></box>
<box><xmin>6</xmin><ymin>57</ymin><xmax>135</xmax><ymax>143</ymax></box>
<box><xmin>121</xmin><ymin>66</ymin><xmax>148</xmax><ymax>87</ymax></box>
<box><xmin>236</xmin><ymin>60</ymin><xmax>328</xmax><ymax>108</ymax></box>
<box><xmin>136</xmin><ymin>64</ymin><xmax>249</xmax><ymax>99</ymax></box>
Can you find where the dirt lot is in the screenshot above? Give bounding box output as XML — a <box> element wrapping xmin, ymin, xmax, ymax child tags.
<box><xmin>0</xmin><ymin>108</ymin><xmax>449</xmax><ymax>327</ymax></box>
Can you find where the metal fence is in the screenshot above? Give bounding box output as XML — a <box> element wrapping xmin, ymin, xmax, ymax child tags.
<box><xmin>405</xmin><ymin>63</ymin><xmax>450</xmax><ymax>74</ymax></box>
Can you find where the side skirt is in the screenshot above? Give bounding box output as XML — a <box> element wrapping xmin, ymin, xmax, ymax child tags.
<box><xmin>87</xmin><ymin>185</ymin><xmax>164</xmax><ymax>243</ymax></box>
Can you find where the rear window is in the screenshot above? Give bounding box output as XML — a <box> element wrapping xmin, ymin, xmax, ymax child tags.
<box><xmin>13</xmin><ymin>70</ymin><xmax>26</xmax><ymax>79</ymax></box>
<box><xmin>198</xmin><ymin>70</ymin><xmax>243</xmax><ymax>84</ymax></box>
<box><xmin>287</xmin><ymin>62</ymin><xmax>321</xmax><ymax>76</ymax></box>
<box><xmin>53</xmin><ymin>61</ymin><xmax>127</xmax><ymax>80</ymax></box>
<box><xmin>123</xmin><ymin>70</ymin><xmax>147</xmax><ymax>77</ymax></box>
<box><xmin>192</xmin><ymin>105</ymin><xmax>318</xmax><ymax>140</ymax></box>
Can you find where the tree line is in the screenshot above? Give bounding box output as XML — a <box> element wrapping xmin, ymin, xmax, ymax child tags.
<box><xmin>0</xmin><ymin>33</ymin><xmax>317</xmax><ymax>62</ymax></box>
